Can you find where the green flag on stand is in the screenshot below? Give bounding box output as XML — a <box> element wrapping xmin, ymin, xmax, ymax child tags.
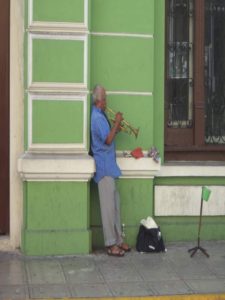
<box><xmin>202</xmin><ymin>186</ymin><xmax>211</xmax><ymax>201</ymax></box>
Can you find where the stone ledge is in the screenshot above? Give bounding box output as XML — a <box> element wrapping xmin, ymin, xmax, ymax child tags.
<box><xmin>18</xmin><ymin>153</ymin><xmax>95</xmax><ymax>181</ymax></box>
<box><xmin>158</xmin><ymin>164</ymin><xmax>225</xmax><ymax>177</ymax></box>
<box><xmin>18</xmin><ymin>153</ymin><xmax>161</xmax><ymax>181</ymax></box>
<box><xmin>117</xmin><ymin>156</ymin><xmax>160</xmax><ymax>178</ymax></box>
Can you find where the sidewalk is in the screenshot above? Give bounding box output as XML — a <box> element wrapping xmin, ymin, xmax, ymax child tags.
<box><xmin>0</xmin><ymin>241</ymin><xmax>225</xmax><ymax>299</ymax></box>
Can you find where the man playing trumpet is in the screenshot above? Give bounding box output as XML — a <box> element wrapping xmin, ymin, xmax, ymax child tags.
<box><xmin>91</xmin><ymin>85</ymin><xmax>130</xmax><ymax>256</ymax></box>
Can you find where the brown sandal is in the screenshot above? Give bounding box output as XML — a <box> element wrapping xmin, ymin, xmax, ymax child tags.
<box><xmin>107</xmin><ymin>245</ymin><xmax>125</xmax><ymax>257</ymax></box>
<box><xmin>118</xmin><ymin>243</ymin><xmax>131</xmax><ymax>252</ymax></box>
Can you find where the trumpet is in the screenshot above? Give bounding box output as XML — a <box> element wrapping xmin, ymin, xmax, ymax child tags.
<box><xmin>106</xmin><ymin>107</ymin><xmax>139</xmax><ymax>139</ymax></box>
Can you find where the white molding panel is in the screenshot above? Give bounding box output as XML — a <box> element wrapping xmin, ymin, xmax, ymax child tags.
<box><xmin>158</xmin><ymin>164</ymin><xmax>225</xmax><ymax>177</ymax></box>
<box><xmin>117</xmin><ymin>156</ymin><xmax>160</xmax><ymax>179</ymax></box>
<box><xmin>155</xmin><ymin>186</ymin><xmax>225</xmax><ymax>216</ymax></box>
<box><xmin>91</xmin><ymin>32</ymin><xmax>153</xmax><ymax>39</ymax></box>
<box><xmin>28</xmin><ymin>83</ymin><xmax>88</xmax><ymax>95</ymax></box>
<box><xmin>106</xmin><ymin>91</ymin><xmax>153</xmax><ymax>96</ymax></box>
<box><xmin>28</xmin><ymin>94</ymin><xmax>87</xmax><ymax>153</ymax></box>
<box><xmin>18</xmin><ymin>153</ymin><xmax>95</xmax><ymax>181</ymax></box>
<box><xmin>28</xmin><ymin>21</ymin><xmax>88</xmax><ymax>35</ymax></box>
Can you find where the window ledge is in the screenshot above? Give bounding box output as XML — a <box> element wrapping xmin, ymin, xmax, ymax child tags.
<box><xmin>117</xmin><ymin>156</ymin><xmax>160</xmax><ymax>178</ymax></box>
<box><xmin>158</xmin><ymin>162</ymin><xmax>225</xmax><ymax>177</ymax></box>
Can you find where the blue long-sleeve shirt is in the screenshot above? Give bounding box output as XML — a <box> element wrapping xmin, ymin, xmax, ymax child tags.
<box><xmin>91</xmin><ymin>106</ymin><xmax>121</xmax><ymax>183</ymax></box>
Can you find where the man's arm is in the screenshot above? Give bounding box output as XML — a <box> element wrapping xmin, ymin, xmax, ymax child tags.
<box><xmin>105</xmin><ymin>112</ymin><xmax>123</xmax><ymax>145</ymax></box>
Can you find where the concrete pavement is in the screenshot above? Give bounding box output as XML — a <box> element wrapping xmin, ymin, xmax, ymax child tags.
<box><xmin>0</xmin><ymin>241</ymin><xmax>225</xmax><ymax>299</ymax></box>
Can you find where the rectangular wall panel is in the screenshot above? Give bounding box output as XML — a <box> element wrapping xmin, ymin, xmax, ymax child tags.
<box><xmin>32</xmin><ymin>99</ymin><xmax>83</xmax><ymax>144</ymax></box>
<box><xmin>91</xmin><ymin>0</ymin><xmax>154</xmax><ymax>34</ymax></box>
<box><xmin>33</xmin><ymin>0</ymin><xmax>84</xmax><ymax>23</ymax></box>
<box><xmin>26</xmin><ymin>182</ymin><xmax>88</xmax><ymax>230</ymax></box>
<box><xmin>32</xmin><ymin>38</ymin><xmax>84</xmax><ymax>84</ymax></box>
<box><xmin>91</xmin><ymin>36</ymin><xmax>154</xmax><ymax>92</ymax></box>
<box><xmin>155</xmin><ymin>186</ymin><xmax>225</xmax><ymax>216</ymax></box>
<box><xmin>105</xmin><ymin>95</ymin><xmax>153</xmax><ymax>150</ymax></box>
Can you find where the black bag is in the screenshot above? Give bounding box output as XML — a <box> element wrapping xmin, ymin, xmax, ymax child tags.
<box><xmin>136</xmin><ymin>225</ymin><xmax>166</xmax><ymax>253</ymax></box>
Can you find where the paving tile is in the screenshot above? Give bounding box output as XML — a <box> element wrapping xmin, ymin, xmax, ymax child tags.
<box><xmin>61</xmin><ymin>257</ymin><xmax>103</xmax><ymax>284</ymax></box>
<box><xmin>185</xmin><ymin>279</ymin><xmax>225</xmax><ymax>294</ymax></box>
<box><xmin>131</xmin><ymin>252</ymin><xmax>168</xmax><ymax>267</ymax></box>
<box><xmin>59</xmin><ymin>256</ymin><xmax>95</xmax><ymax>269</ymax></box>
<box><xmin>29</xmin><ymin>284</ymin><xmax>71</xmax><ymax>298</ymax></box>
<box><xmin>70</xmin><ymin>283</ymin><xmax>112</xmax><ymax>297</ymax></box>
<box><xmin>0</xmin><ymin>285</ymin><xmax>29</xmax><ymax>300</ymax></box>
<box><xmin>147</xmin><ymin>280</ymin><xmax>193</xmax><ymax>295</ymax></box>
<box><xmin>108</xmin><ymin>281</ymin><xmax>154</xmax><ymax>297</ymax></box>
<box><xmin>170</xmin><ymin>255</ymin><xmax>217</xmax><ymax>280</ymax></box>
<box><xmin>26</xmin><ymin>259</ymin><xmax>65</xmax><ymax>284</ymax></box>
<box><xmin>0</xmin><ymin>260</ymin><xmax>26</xmax><ymax>285</ymax></box>
<box><xmin>98</xmin><ymin>260</ymin><xmax>143</xmax><ymax>282</ymax></box>
<box><xmin>204</xmin><ymin>257</ymin><xmax>225</xmax><ymax>277</ymax></box>
<box><xmin>133</xmin><ymin>256</ymin><xmax>179</xmax><ymax>281</ymax></box>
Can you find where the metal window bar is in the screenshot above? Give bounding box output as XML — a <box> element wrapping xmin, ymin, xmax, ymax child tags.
<box><xmin>167</xmin><ymin>0</ymin><xmax>194</xmax><ymax>128</ymax></box>
<box><xmin>205</xmin><ymin>0</ymin><xmax>225</xmax><ymax>144</ymax></box>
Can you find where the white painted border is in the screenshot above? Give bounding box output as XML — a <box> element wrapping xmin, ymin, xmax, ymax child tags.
<box><xmin>91</xmin><ymin>32</ymin><xmax>153</xmax><ymax>39</ymax></box>
<box><xmin>155</xmin><ymin>185</ymin><xmax>225</xmax><ymax>216</ymax></box>
<box><xmin>28</xmin><ymin>21</ymin><xmax>88</xmax><ymax>35</ymax></box>
<box><xmin>18</xmin><ymin>153</ymin><xmax>95</xmax><ymax>182</ymax></box>
<box><xmin>9</xmin><ymin>0</ymin><xmax>24</xmax><ymax>249</ymax></box>
<box><xmin>158</xmin><ymin>164</ymin><xmax>225</xmax><ymax>177</ymax></box>
<box><xmin>28</xmin><ymin>94</ymin><xmax>87</xmax><ymax>153</ymax></box>
<box><xmin>28</xmin><ymin>33</ymin><xmax>88</xmax><ymax>89</ymax></box>
<box><xmin>107</xmin><ymin>91</ymin><xmax>153</xmax><ymax>96</ymax></box>
<box><xmin>28</xmin><ymin>0</ymin><xmax>88</xmax><ymax>28</ymax></box>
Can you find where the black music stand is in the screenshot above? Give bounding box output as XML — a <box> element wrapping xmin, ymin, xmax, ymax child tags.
<box><xmin>188</xmin><ymin>186</ymin><xmax>211</xmax><ymax>258</ymax></box>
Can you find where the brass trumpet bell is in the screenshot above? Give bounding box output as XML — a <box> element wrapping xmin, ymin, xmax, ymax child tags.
<box><xmin>106</xmin><ymin>107</ymin><xmax>139</xmax><ymax>139</ymax></box>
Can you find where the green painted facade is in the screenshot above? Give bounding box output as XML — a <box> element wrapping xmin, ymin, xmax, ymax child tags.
<box><xmin>32</xmin><ymin>100</ymin><xmax>84</xmax><ymax>144</ymax></box>
<box><xmin>32</xmin><ymin>39</ymin><xmax>84</xmax><ymax>83</ymax></box>
<box><xmin>22</xmin><ymin>182</ymin><xmax>91</xmax><ymax>255</ymax></box>
<box><xmin>21</xmin><ymin>0</ymin><xmax>225</xmax><ymax>255</ymax></box>
<box><xmin>33</xmin><ymin>0</ymin><xmax>84</xmax><ymax>23</ymax></box>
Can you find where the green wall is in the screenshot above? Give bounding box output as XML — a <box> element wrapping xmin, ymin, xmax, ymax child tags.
<box><xmin>91</xmin><ymin>179</ymin><xmax>154</xmax><ymax>249</ymax></box>
<box><xmin>23</xmin><ymin>0</ymin><xmax>224</xmax><ymax>256</ymax></box>
<box><xmin>32</xmin><ymin>39</ymin><xmax>84</xmax><ymax>83</ymax></box>
<box><xmin>91</xmin><ymin>0</ymin><xmax>154</xmax><ymax>34</ymax></box>
<box><xmin>32</xmin><ymin>100</ymin><xmax>83</xmax><ymax>144</ymax></box>
<box><xmin>23</xmin><ymin>0</ymin><xmax>91</xmax><ymax>255</ymax></box>
<box><xmin>22</xmin><ymin>182</ymin><xmax>91</xmax><ymax>255</ymax></box>
<box><xmin>154</xmin><ymin>0</ymin><xmax>165</xmax><ymax>162</ymax></box>
<box><xmin>25</xmin><ymin>0</ymin><xmax>87</xmax><ymax>151</ymax></box>
<box><xmin>33</xmin><ymin>0</ymin><xmax>84</xmax><ymax>23</ymax></box>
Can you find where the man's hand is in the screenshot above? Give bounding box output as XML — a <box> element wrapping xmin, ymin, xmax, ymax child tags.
<box><xmin>105</xmin><ymin>112</ymin><xmax>123</xmax><ymax>145</ymax></box>
<box><xmin>115</xmin><ymin>112</ymin><xmax>123</xmax><ymax>124</ymax></box>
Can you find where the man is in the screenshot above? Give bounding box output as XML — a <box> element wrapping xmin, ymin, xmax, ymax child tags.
<box><xmin>91</xmin><ymin>85</ymin><xmax>131</xmax><ymax>256</ymax></box>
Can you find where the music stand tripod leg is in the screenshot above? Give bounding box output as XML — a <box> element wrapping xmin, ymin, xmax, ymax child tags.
<box><xmin>188</xmin><ymin>196</ymin><xmax>209</xmax><ymax>258</ymax></box>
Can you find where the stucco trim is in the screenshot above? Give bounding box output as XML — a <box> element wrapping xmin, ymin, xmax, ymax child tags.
<box><xmin>18</xmin><ymin>153</ymin><xmax>95</xmax><ymax>181</ymax></box>
<box><xmin>28</xmin><ymin>22</ymin><xmax>88</xmax><ymax>34</ymax></box>
<box><xmin>117</xmin><ymin>156</ymin><xmax>160</xmax><ymax>178</ymax></box>
<box><xmin>106</xmin><ymin>91</ymin><xmax>153</xmax><ymax>96</ymax></box>
<box><xmin>9</xmin><ymin>0</ymin><xmax>24</xmax><ymax>249</ymax></box>
<box><xmin>155</xmin><ymin>185</ymin><xmax>225</xmax><ymax>216</ymax></box>
<box><xmin>158</xmin><ymin>164</ymin><xmax>225</xmax><ymax>177</ymax></box>
<box><xmin>91</xmin><ymin>32</ymin><xmax>153</xmax><ymax>39</ymax></box>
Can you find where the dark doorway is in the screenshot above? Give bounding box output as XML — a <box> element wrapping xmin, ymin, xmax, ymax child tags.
<box><xmin>0</xmin><ymin>0</ymin><xmax>10</xmax><ymax>234</ymax></box>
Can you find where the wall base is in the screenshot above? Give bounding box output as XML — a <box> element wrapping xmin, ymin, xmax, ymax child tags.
<box><xmin>22</xmin><ymin>229</ymin><xmax>91</xmax><ymax>256</ymax></box>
